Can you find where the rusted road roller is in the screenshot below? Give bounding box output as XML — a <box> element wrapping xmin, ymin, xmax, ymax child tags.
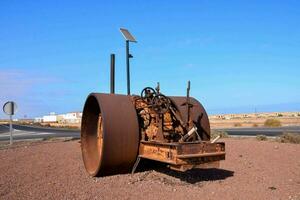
<box><xmin>81</xmin><ymin>28</ymin><xmax>225</xmax><ymax>177</ymax></box>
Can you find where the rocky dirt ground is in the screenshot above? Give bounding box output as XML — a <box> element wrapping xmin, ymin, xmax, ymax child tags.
<box><xmin>0</xmin><ymin>138</ymin><xmax>300</xmax><ymax>200</ymax></box>
<box><xmin>210</xmin><ymin>117</ymin><xmax>300</xmax><ymax>128</ymax></box>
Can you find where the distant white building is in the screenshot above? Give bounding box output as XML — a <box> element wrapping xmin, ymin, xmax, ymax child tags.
<box><xmin>34</xmin><ymin>112</ymin><xmax>82</xmax><ymax>123</ymax></box>
<box><xmin>58</xmin><ymin>112</ymin><xmax>82</xmax><ymax>124</ymax></box>
<box><xmin>43</xmin><ymin>112</ymin><xmax>57</xmax><ymax>122</ymax></box>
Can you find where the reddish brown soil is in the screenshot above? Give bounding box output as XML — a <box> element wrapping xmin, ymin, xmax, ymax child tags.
<box><xmin>0</xmin><ymin>138</ymin><xmax>300</xmax><ymax>200</ymax></box>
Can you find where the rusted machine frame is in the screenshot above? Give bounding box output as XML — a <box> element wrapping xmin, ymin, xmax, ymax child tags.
<box><xmin>139</xmin><ymin>140</ymin><xmax>225</xmax><ymax>172</ymax></box>
<box><xmin>129</xmin><ymin>92</ymin><xmax>226</xmax><ymax>173</ymax></box>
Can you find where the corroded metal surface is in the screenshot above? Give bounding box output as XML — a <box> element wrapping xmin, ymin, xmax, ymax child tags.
<box><xmin>139</xmin><ymin>140</ymin><xmax>225</xmax><ymax>172</ymax></box>
<box><xmin>133</xmin><ymin>94</ymin><xmax>211</xmax><ymax>143</ymax></box>
<box><xmin>170</xmin><ymin>97</ymin><xmax>211</xmax><ymax>141</ymax></box>
<box><xmin>81</xmin><ymin>89</ymin><xmax>224</xmax><ymax>176</ymax></box>
<box><xmin>81</xmin><ymin>93</ymin><xmax>139</xmax><ymax>176</ymax></box>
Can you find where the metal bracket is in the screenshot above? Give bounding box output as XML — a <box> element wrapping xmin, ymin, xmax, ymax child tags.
<box><xmin>131</xmin><ymin>156</ymin><xmax>141</xmax><ymax>174</ymax></box>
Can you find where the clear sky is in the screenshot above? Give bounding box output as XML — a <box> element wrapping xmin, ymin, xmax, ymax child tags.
<box><xmin>1</xmin><ymin>0</ymin><xmax>300</xmax><ymax>119</ymax></box>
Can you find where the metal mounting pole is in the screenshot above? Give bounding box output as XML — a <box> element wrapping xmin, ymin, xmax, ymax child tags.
<box><xmin>110</xmin><ymin>54</ymin><xmax>115</xmax><ymax>94</ymax></box>
<box><xmin>120</xmin><ymin>28</ymin><xmax>136</xmax><ymax>95</ymax></box>
<box><xmin>9</xmin><ymin>115</ymin><xmax>13</xmax><ymax>145</ymax></box>
<box><xmin>186</xmin><ymin>81</ymin><xmax>191</xmax><ymax>128</ymax></box>
<box><xmin>126</xmin><ymin>40</ymin><xmax>131</xmax><ymax>95</ymax></box>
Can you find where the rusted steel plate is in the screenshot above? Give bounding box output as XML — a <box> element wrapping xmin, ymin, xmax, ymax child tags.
<box><xmin>81</xmin><ymin>93</ymin><xmax>139</xmax><ymax>176</ymax></box>
<box><xmin>139</xmin><ymin>141</ymin><xmax>225</xmax><ymax>168</ymax></box>
<box><xmin>169</xmin><ymin>97</ymin><xmax>211</xmax><ymax>141</ymax></box>
<box><xmin>176</xmin><ymin>152</ymin><xmax>226</xmax><ymax>159</ymax></box>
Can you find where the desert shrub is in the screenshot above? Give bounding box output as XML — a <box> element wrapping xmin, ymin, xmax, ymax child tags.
<box><xmin>256</xmin><ymin>135</ymin><xmax>267</xmax><ymax>141</ymax></box>
<box><xmin>264</xmin><ymin>119</ymin><xmax>281</xmax><ymax>127</ymax></box>
<box><xmin>42</xmin><ymin>136</ymin><xmax>56</xmax><ymax>141</ymax></box>
<box><xmin>252</xmin><ymin>123</ymin><xmax>258</xmax><ymax>127</ymax></box>
<box><xmin>234</xmin><ymin>122</ymin><xmax>242</xmax><ymax>127</ymax></box>
<box><xmin>277</xmin><ymin>113</ymin><xmax>283</xmax><ymax>117</ymax></box>
<box><xmin>278</xmin><ymin>133</ymin><xmax>300</xmax><ymax>144</ymax></box>
<box><xmin>64</xmin><ymin>125</ymin><xmax>80</xmax><ymax>130</ymax></box>
<box><xmin>211</xmin><ymin>130</ymin><xmax>229</xmax><ymax>139</ymax></box>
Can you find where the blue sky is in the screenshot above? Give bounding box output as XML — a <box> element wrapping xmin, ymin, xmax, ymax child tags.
<box><xmin>1</xmin><ymin>0</ymin><xmax>300</xmax><ymax>119</ymax></box>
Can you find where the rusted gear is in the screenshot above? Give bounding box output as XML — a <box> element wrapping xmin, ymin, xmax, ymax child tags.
<box><xmin>151</xmin><ymin>94</ymin><xmax>171</xmax><ymax>114</ymax></box>
<box><xmin>140</xmin><ymin>87</ymin><xmax>156</xmax><ymax>101</ymax></box>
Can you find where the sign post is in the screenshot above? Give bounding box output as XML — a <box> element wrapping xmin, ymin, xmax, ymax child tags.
<box><xmin>3</xmin><ymin>101</ymin><xmax>18</xmax><ymax>145</ymax></box>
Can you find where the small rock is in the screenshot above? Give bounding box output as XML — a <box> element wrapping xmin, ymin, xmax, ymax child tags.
<box><xmin>274</xmin><ymin>145</ymin><xmax>279</xmax><ymax>149</ymax></box>
<box><xmin>173</xmin><ymin>188</ymin><xmax>176</xmax><ymax>192</ymax></box>
<box><xmin>239</xmin><ymin>155</ymin><xmax>243</xmax><ymax>157</ymax></box>
<box><xmin>268</xmin><ymin>186</ymin><xmax>277</xmax><ymax>190</ymax></box>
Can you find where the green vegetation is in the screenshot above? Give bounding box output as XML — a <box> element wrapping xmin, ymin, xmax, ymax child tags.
<box><xmin>42</xmin><ymin>136</ymin><xmax>56</xmax><ymax>141</ymax></box>
<box><xmin>211</xmin><ymin>130</ymin><xmax>229</xmax><ymax>139</ymax></box>
<box><xmin>256</xmin><ymin>135</ymin><xmax>267</xmax><ymax>141</ymax></box>
<box><xmin>277</xmin><ymin>113</ymin><xmax>283</xmax><ymax>117</ymax></box>
<box><xmin>264</xmin><ymin>119</ymin><xmax>281</xmax><ymax>127</ymax></box>
<box><xmin>278</xmin><ymin>133</ymin><xmax>300</xmax><ymax>144</ymax></box>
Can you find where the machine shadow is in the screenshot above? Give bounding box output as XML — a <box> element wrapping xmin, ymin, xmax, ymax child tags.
<box><xmin>156</xmin><ymin>167</ymin><xmax>234</xmax><ymax>184</ymax></box>
<box><xmin>136</xmin><ymin>159</ymin><xmax>234</xmax><ymax>184</ymax></box>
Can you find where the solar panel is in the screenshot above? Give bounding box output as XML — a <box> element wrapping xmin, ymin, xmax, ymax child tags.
<box><xmin>120</xmin><ymin>28</ymin><xmax>137</xmax><ymax>42</ymax></box>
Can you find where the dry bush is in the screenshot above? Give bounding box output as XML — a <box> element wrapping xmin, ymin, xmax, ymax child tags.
<box><xmin>62</xmin><ymin>125</ymin><xmax>80</xmax><ymax>130</ymax></box>
<box><xmin>42</xmin><ymin>136</ymin><xmax>56</xmax><ymax>141</ymax></box>
<box><xmin>252</xmin><ymin>123</ymin><xmax>258</xmax><ymax>127</ymax></box>
<box><xmin>278</xmin><ymin>133</ymin><xmax>300</xmax><ymax>144</ymax></box>
<box><xmin>256</xmin><ymin>135</ymin><xmax>267</xmax><ymax>141</ymax></box>
<box><xmin>234</xmin><ymin>122</ymin><xmax>242</xmax><ymax>127</ymax></box>
<box><xmin>211</xmin><ymin>130</ymin><xmax>229</xmax><ymax>139</ymax></box>
<box><xmin>264</xmin><ymin>119</ymin><xmax>281</xmax><ymax>127</ymax></box>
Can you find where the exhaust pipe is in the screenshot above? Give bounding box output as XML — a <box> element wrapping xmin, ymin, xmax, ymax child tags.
<box><xmin>110</xmin><ymin>54</ymin><xmax>115</xmax><ymax>94</ymax></box>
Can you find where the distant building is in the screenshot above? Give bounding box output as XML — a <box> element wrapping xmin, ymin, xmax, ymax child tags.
<box><xmin>34</xmin><ymin>111</ymin><xmax>83</xmax><ymax>123</ymax></box>
<box><xmin>58</xmin><ymin>112</ymin><xmax>82</xmax><ymax>124</ymax></box>
<box><xmin>43</xmin><ymin>112</ymin><xmax>57</xmax><ymax>122</ymax></box>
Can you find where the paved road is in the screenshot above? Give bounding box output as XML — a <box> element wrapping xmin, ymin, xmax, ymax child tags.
<box><xmin>0</xmin><ymin>124</ymin><xmax>9</xmax><ymax>134</ymax></box>
<box><xmin>215</xmin><ymin>126</ymin><xmax>300</xmax><ymax>136</ymax></box>
<box><xmin>1</xmin><ymin>124</ymin><xmax>300</xmax><ymax>141</ymax></box>
<box><xmin>0</xmin><ymin>124</ymin><xmax>80</xmax><ymax>141</ymax></box>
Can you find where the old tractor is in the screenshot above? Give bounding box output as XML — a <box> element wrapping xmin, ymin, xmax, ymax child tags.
<box><xmin>80</xmin><ymin>28</ymin><xmax>225</xmax><ymax>176</ymax></box>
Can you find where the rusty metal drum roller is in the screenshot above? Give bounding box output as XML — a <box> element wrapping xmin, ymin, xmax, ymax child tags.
<box><xmin>170</xmin><ymin>97</ymin><xmax>211</xmax><ymax>141</ymax></box>
<box><xmin>81</xmin><ymin>93</ymin><xmax>140</xmax><ymax>176</ymax></box>
<box><xmin>80</xmin><ymin>28</ymin><xmax>226</xmax><ymax>177</ymax></box>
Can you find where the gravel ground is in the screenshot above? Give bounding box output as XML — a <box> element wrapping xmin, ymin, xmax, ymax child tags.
<box><xmin>0</xmin><ymin>138</ymin><xmax>300</xmax><ymax>200</ymax></box>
